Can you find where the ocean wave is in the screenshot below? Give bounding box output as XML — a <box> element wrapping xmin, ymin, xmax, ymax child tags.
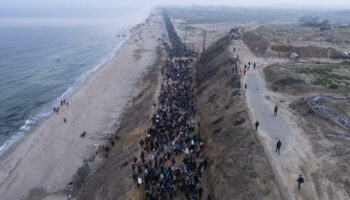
<box><xmin>0</xmin><ymin>118</ymin><xmax>35</xmax><ymax>156</ymax></box>
<box><xmin>0</xmin><ymin>28</ymin><xmax>131</xmax><ymax>157</ymax></box>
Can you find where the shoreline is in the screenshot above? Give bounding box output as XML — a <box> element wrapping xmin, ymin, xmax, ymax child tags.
<box><xmin>0</xmin><ymin>29</ymin><xmax>130</xmax><ymax>159</ymax></box>
<box><xmin>0</xmin><ymin>10</ymin><xmax>163</xmax><ymax>200</ymax></box>
<box><xmin>0</xmin><ymin>29</ymin><xmax>131</xmax><ymax>161</ymax></box>
<box><xmin>0</xmin><ymin>26</ymin><xmax>133</xmax><ymax>158</ymax></box>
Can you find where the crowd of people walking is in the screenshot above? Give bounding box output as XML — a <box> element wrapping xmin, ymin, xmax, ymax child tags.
<box><xmin>132</xmin><ymin>12</ymin><xmax>210</xmax><ymax>200</ymax></box>
<box><xmin>163</xmin><ymin>11</ymin><xmax>198</xmax><ymax>59</ymax></box>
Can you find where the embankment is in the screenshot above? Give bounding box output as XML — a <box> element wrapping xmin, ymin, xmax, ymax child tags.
<box><xmin>75</xmin><ymin>49</ymin><xmax>162</xmax><ymax>200</ymax></box>
<box><xmin>194</xmin><ymin>35</ymin><xmax>282</xmax><ymax>199</ymax></box>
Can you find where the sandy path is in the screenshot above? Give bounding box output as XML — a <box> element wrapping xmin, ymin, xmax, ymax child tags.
<box><xmin>245</xmin><ymin>70</ymin><xmax>300</xmax><ymax>199</ymax></box>
<box><xmin>0</xmin><ymin>11</ymin><xmax>163</xmax><ymax>200</ymax></box>
<box><xmin>232</xmin><ymin>39</ymin><xmax>326</xmax><ymax>200</ymax></box>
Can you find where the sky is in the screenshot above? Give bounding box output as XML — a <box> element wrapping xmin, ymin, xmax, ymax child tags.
<box><xmin>1</xmin><ymin>0</ymin><xmax>350</xmax><ymax>9</ymax></box>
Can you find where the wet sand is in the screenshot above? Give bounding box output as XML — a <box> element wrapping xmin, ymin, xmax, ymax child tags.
<box><xmin>0</xmin><ymin>11</ymin><xmax>166</xmax><ymax>200</ymax></box>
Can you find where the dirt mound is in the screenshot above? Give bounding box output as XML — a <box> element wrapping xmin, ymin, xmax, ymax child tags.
<box><xmin>263</xmin><ymin>64</ymin><xmax>305</xmax><ymax>93</ymax></box>
<box><xmin>242</xmin><ymin>31</ymin><xmax>270</xmax><ymax>57</ymax></box>
<box><xmin>196</xmin><ymin>35</ymin><xmax>231</xmax><ymax>85</ymax></box>
<box><xmin>272</xmin><ymin>77</ymin><xmax>305</xmax><ymax>91</ymax></box>
<box><xmin>195</xmin><ymin>35</ymin><xmax>281</xmax><ymax>199</ymax></box>
<box><xmin>270</xmin><ymin>45</ymin><xmax>343</xmax><ymax>59</ymax></box>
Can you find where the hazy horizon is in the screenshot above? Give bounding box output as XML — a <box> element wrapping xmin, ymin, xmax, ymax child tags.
<box><xmin>1</xmin><ymin>0</ymin><xmax>350</xmax><ymax>10</ymax></box>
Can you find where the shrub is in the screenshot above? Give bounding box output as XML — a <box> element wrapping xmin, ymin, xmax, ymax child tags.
<box><xmin>121</xmin><ymin>161</ymin><xmax>129</xmax><ymax>168</ymax></box>
<box><xmin>329</xmin><ymin>84</ymin><xmax>338</xmax><ymax>89</ymax></box>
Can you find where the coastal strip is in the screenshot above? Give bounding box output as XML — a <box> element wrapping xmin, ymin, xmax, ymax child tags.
<box><xmin>0</xmin><ymin>10</ymin><xmax>164</xmax><ymax>200</ymax></box>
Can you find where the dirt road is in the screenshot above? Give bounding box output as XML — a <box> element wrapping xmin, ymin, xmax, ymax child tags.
<box><xmin>244</xmin><ymin>68</ymin><xmax>297</xmax><ymax>199</ymax></box>
<box><xmin>233</xmin><ymin>39</ymin><xmax>334</xmax><ymax>200</ymax></box>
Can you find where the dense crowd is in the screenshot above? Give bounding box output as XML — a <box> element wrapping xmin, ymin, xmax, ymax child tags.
<box><xmin>163</xmin><ymin>12</ymin><xmax>198</xmax><ymax>58</ymax></box>
<box><xmin>132</xmin><ymin>12</ymin><xmax>210</xmax><ymax>200</ymax></box>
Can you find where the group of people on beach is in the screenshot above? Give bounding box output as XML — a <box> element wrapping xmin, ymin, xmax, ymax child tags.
<box><xmin>132</xmin><ymin>13</ymin><xmax>211</xmax><ymax>200</ymax></box>
<box><xmin>53</xmin><ymin>99</ymin><xmax>69</xmax><ymax>115</ymax></box>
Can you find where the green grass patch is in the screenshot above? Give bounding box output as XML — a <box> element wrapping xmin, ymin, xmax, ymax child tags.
<box><xmin>295</xmin><ymin>67</ymin><xmax>332</xmax><ymax>75</ymax></box>
<box><xmin>211</xmin><ymin>116</ymin><xmax>224</xmax><ymax>125</ymax></box>
<box><xmin>295</xmin><ymin>64</ymin><xmax>350</xmax><ymax>88</ymax></box>
<box><xmin>329</xmin><ymin>84</ymin><xmax>339</xmax><ymax>89</ymax></box>
<box><xmin>232</xmin><ymin>132</ymin><xmax>248</xmax><ymax>145</ymax></box>
<box><xmin>121</xmin><ymin>161</ymin><xmax>129</xmax><ymax>168</ymax></box>
<box><xmin>341</xmin><ymin>61</ymin><xmax>350</xmax><ymax>65</ymax></box>
<box><xmin>311</xmin><ymin>77</ymin><xmax>333</xmax><ymax>86</ymax></box>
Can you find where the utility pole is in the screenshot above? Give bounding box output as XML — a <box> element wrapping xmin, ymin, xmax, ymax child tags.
<box><xmin>202</xmin><ymin>30</ymin><xmax>206</xmax><ymax>54</ymax></box>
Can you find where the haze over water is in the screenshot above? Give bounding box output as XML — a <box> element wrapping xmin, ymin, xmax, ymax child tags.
<box><xmin>0</xmin><ymin>8</ymin><xmax>149</xmax><ymax>155</ymax></box>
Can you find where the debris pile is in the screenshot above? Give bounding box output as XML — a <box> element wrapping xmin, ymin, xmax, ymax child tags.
<box><xmin>305</xmin><ymin>95</ymin><xmax>350</xmax><ymax>130</ymax></box>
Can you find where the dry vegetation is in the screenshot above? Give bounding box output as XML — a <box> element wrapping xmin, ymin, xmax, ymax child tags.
<box><xmin>263</xmin><ymin>62</ymin><xmax>350</xmax><ymax>93</ymax></box>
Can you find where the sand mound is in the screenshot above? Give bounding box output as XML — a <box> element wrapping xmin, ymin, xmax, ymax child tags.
<box><xmin>272</xmin><ymin>77</ymin><xmax>305</xmax><ymax>91</ymax></box>
<box><xmin>242</xmin><ymin>32</ymin><xmax>270</xmax><ymax>57</ymax></box>
<box><xmin>195</xmin><ymin>35</ymin><xmax>281</xmax><ymax>200</ymax></box>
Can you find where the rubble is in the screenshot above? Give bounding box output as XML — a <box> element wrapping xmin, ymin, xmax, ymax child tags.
<box><xmin>305</xmin><ymin>95</ymin><xmax>350</xmax><ymax>131</ymax></box>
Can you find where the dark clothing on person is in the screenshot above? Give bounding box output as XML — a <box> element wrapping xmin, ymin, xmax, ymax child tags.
<box><xmin>104</xmin><ymin>145</ymin><xmax>110</xmax><ymax>158</ymax></box>
<box><xmin>274</xmin><ymin>105</ymin><xmax>278</xmax><ymax>116</ymax></box>
<box><xmin>297</xmin><ymin>175</ymin><xmax>304</xmax><ymax>190</ymax></box>
<box><xmin>276</xmin><ymin>140</ymin><xmax>282</xmax><ymax>155</ymax></box>
<box><xmin>255</xmin><ymin>121</ymin><xmax>259</xmax><ymax>130</ymax></box>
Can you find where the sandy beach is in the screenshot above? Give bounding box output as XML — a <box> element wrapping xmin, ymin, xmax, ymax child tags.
<box><xmin>0</xmin><ymin>10</ymin><xmax>165</xmax><ymax>200</ymax></box>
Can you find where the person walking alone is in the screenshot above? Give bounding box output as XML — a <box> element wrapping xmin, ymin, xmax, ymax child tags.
<box><xmin>255</xmin><ymin>121</ymin><xmax>259</xmax><ymax>131</ymax></box>
<box><xmin>104</xmin><ymin>145</ymin><xmax>110</xmax><ymax>158</ymax></box>
<box><xmin>274</xmin><ymin>105</ymin><xmax>278</xmax><ymax>116</ymax></box>
<box><xmin>276</xmin><ymin>140</ymin><xmax>282</xmax><ymax>155</ymax></box>
<box><xmin>297</xmin><ymin>174</ymin><xmax>304</xmax><ymax>190</ymax></box>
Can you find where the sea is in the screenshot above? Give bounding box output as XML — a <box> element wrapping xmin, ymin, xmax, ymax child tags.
<box><xmin>0</xmin><ymin>8</ymin><xmax>150</xmax><ymax>156</ymax></box>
